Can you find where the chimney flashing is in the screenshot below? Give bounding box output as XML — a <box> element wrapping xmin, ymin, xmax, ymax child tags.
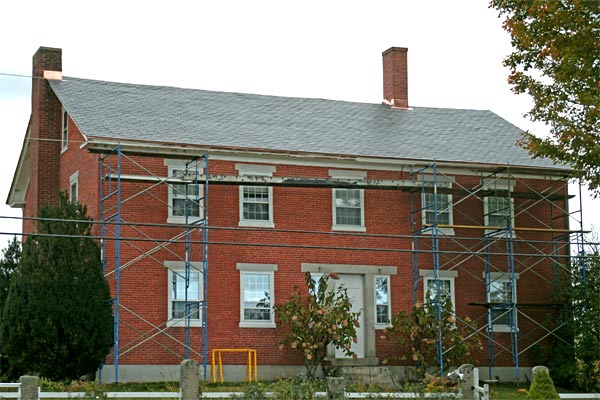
<box><xmin>43</xmin><ymin>70</ymin><xmax>63</xmax><ymax>80</ymax></box>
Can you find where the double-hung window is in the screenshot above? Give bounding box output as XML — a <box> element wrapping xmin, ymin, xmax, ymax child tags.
<box><xmin>375</xmin><ymin>275</ymin><xmax>391</xmax><ymax>327</ymax></box>
<box><xmin>166</xmin><ymin>261</ymin><xmax>203</xmax><ymax>327</ymax></box>
<box><xmin>61</xmin><ymin>109</ymin><xmax>68</xmax><ymax>152</ymax></box>
<box><xmin>420</xmin><ymin>270</ymin><xmax>457</xmax><ymax>312</ymax></box>
<box><xmin>237</xmin><ymin>263</ymin><xmax>277</xmax><ymax>328</ymax></box>
<box><xmin>165</xmin><ymin>160</ymin><xmax>203</xmax><ymax>224</ymax></box>
<box><xmin>485</xmin><ymin>272</ymin><xmax>518</xmax><ymax>332</ymax></box>
<box><xmin>421</xmin><ymin>176</ymin><xmax>454</xmax><ymax>235</ymax></box>
<box><xmin>69</xmin><ymin>171</ymin><xmax>79</xmax><ymax>205</ymax></box>
<box><xmin>330</xmin><ymin>170</ymin><xmax>366</xmax><ymax>232</ymax></box>
<box><xmin>482</xmin><ymin>178</ymin><xmax>515</xmax><ymax>237</ymax></box>
<box><xmin>236</xmin><ymin>164</ymin><xmax>275</xmax><ymax>228</ymax></box>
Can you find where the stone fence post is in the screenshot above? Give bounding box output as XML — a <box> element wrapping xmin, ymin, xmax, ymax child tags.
<box><xmin>457</xmin><ymin>363</ymin><xmax>475</xmax><ymax>400</ymax></box>
<box><xmin>327</xmin><ymin>376</ymin><xmax>345</xmax><ymax>399</ymax></box>
<box><xmin>19</xmin><ymin>375</ymin><xmax>39</xmax><ymax>400</ymax></box>
<box><xmin>180</xmin><ymin>359</ymin><xmax>201</xmax><ymax>400</ymax></box>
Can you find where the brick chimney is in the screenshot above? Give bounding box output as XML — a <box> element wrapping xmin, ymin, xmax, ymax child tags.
<box><xmin>382</xmin><ymin>47</ymin><xmax>408</xmax><ymax>109</ymax></box>
<box><xmin>28</xmin><ymin>47</ymin><xmax>63</xmax><ymax>217</ymax></box>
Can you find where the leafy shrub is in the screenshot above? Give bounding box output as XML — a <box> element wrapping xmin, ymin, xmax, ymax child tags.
<box><xmin>240</xmin><ymin>381</ymin><xmax>268</xmax><ymax>399</ymax></box>
<box><xmin>382</xmin><ymin>295</ymin><xmax>482</xmax><ymax>379</ymax></box>
<box><xmin>275</xmin><ymin>272</ymin><xmax>360</xmax><ymax>378</ymax></box>
<box><xmin>271</xmin><ymin>377</ymin><xmax>322</xmax><ymax>399</ymax></box>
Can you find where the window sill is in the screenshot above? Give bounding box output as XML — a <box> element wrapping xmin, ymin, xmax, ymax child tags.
<box><xmin>167</xmin><ymin>216</ymin><xmax>203</xmax><ymax>225</ymax></box>
<box><xmin>332</xmin><ymin>225</ymin><xmax>366</xmax><ymax>232</ymax></box>
<box><xmin>485</xmin><ymin>229</ymin><xmax>516</xmax><ymax>239</ymax></box>
<box><xmin>239</xmin><ymin>321</ymin><xmax>276</xmax><ymax>329</ymax></box>
<box><xmin>491</xmin><ymin>325</ymin><xmax>518</xmax><ymax>333</ymax></box>
<box><xmin>239</xmin><ymin>220</ymin><xmax>275</xmax><ymax>228</ymax></box>
<box><xmin>422</xmin><ymin>227</ymin><xmax>455</xmax><ymax>236</ymax></box>
<box><xmin>166</xmin><ymin>319</ymin><xmax>203</xmax><ymax>328</ymax></box>
<box><xmin>61</xmin><ymin>145</ymin><xmax>68</xmax><ymax>154</ymax></box>
<box><xmin>375</xmin><ymin>323</ymin><xmax>392</xmax><ymax>330</ymax></box>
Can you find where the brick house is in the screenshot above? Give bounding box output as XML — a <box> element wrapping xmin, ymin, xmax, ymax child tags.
<box><xmin>7</xmin><ymin>46</ymin><xmax>575</xmax><ymax>383</ymax></box>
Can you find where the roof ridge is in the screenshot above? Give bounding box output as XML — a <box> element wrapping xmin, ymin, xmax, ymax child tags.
<box><xmin>58</xmin><ymin>76</ymin><xmax>497</xmax><ymax>113</ymax></box>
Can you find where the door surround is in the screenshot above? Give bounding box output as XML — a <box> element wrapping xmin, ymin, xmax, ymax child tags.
<box><xmin>301</xmin><ymin>263</ymin><xmax>398</xmax><ymax>366</ymax></box>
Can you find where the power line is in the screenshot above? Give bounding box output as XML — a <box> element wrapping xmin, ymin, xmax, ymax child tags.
<box><xmin>1</xmin><ymin>229</ymin><xmax>597</xmax><ymax>259</ymax></box>
<box><xmin>0</xmin><ymin>72</ymin><xmax>71</xmax><ymax>81</ymax></box>
<box><xmin>0</xmin><ymin>72</ymin><xmax>34</xmax><ymax>79</ymax></box>
<box><xmin>0</xmin><ymin>214</ymin><xmax>593</xmax><ymax>247</ymax></box>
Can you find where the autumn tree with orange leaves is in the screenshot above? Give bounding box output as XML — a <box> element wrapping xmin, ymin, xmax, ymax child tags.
<box><xmin>491</xmin><ymin>0</ymin><xmax>600</xmax><ymax>194</ymax></box>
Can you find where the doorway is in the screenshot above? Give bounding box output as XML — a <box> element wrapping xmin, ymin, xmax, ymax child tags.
<box><xmin>334</xmin><ymin>274</ymin><xmax>365</xmax><ymax>358</ymax></box>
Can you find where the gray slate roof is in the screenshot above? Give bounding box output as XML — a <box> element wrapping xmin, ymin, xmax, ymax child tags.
<box><xmin>50</xmin><ymin>77</ymin><xmax>565</xmax><ymax>170</ymax></box>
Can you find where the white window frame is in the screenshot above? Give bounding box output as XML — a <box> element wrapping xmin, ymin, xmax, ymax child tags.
<box><xmin>236</xmin><ymin>164</ymin><xmax>275</xmax><ymax>228</ymax></box>
<box><xmin>237</xmin><ymin>263</ymin><xmax>277</xmax><ymax>328</ymax></box>
<box><xmin>484</xmin><ymin>271</ymin><xmax>519</xmax><ymax>333</ymax></box>
<box><xmin>69</xmin><ymin>171</ymin><xmax>79</xmax><ymax>205</ymax></box>
<box><xmin>61</xmin><ymin>108</ymin><xmax>68</xmax><ymax>153</ymax></box>
<box><xmin>421</xmin><ymin>175</ymin><xmax>455</xmax><ymax>236</ymax></box>
<box><xmin>420</xmin><ymin>269</ymin><xmax>458</xmax><ymax>312</ymax></box>
<box><xmin>165</xmin><ymin>261</ymin><xmax>203</xmax><ymax>328</ymax></box>
<box><xmin>374</xmin><ymin>275</ymin><xmax>391</xmax><ymax>328</ymax></box>
<box><xmin>330</xmin><ymin>170</ymin><xmax>366</xmax><ymax>232</ymax></box>
<box><xmin>165</xmin><ymin>160</ymin><xmax>204</xmax><ymax>224</ymax></box>
<box><xmin>482</xmin><ymin>178</ymin><xmax>515</xmax><ymax>237</ymax></box>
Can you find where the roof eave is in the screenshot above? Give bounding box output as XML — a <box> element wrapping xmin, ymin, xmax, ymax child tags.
<box><xmin>83</xmin><ymin>137</ymin><xmax>574</xmax><ymax>178</ymax></box>
<box><xmin>7</xmin><ymin>118</ymin><xmax>31</xmax><ymax>209</ymax></box>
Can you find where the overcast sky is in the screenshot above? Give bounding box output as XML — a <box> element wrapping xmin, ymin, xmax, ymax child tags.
<box><xmin>0</xmin><ymin>0</ymin><xmax>597</xmax><ymax>249</ymax></box>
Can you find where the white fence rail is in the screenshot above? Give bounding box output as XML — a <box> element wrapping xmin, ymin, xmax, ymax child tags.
<box><xmin>0</xmin><ymin>382</ymin><xmax>21</xmax><ymax>399</ymax></box>
<box><xmin>471</xmin><ymin>368</ymin><xmax>489</xmax><ymax>400</ymax></box>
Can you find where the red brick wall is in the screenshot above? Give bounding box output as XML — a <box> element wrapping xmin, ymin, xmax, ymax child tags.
<box><xmin>74</xmin><ymin>153</ymin><xmax>567</xmax><ymax>368</ymax></box>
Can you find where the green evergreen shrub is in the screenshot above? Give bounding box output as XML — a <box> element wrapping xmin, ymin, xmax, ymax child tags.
<box><xmin>0</xmin><ymin>193</ymin><xmax>113</xmax><ymax>380</ymax></box>
<box><xmin>526</xmin><ymin>369</ymin><xmax>560</xmax><ymax>400</ymax></box>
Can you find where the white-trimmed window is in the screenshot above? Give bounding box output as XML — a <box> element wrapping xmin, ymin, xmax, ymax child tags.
<box><xmin>330</xmin><ymin>170</ymin><xmax>367</xmax><ymax>232</ymax></box>
<box><xmin>421</xmin><ymin>176</ymin><xmax>454</xmax><ymax>235</ymax></box>
<box><xmin>61</xmin><ymin>109</ymin><xmax>68</xmax><ymax>152</ymax></box>
<box><xmin>485</xmin><ymin>272</ymin><xmax>518</xmax><ymax>332</ymax></box>
<box><xmin>166</xmin><ymin>261</ymin><xmax>203</xmax><ymax>327</ymax></box>
<box><xmin>237</xmin><ymin>263</ymin><xmax>277</xmax><ymax>328</ymax></box>
<box><xmin>375</xmin><ymin>275</ymin><xmax>391</xmax><ymax>327</ymax></box>
<box><xmin>420</xmin><ymin>270</ymin><xmax>457</xmax><ymax>311</ymax></box>
<box><xmin>69</xmin><ymin>171</ymin><xmax>79</xmax><ymax>205</ymax></box>
<box><xmin>165</xmin><ymin>160</ymin><xmax>203</xmax><ymax>224</ymax></box>
<box><xmin>333</xmin><ymin>189</ymin><xmax>364</xmax><ymax>229</ymax></box>
<box><xmin>236</xmin><ymin>164</ymin><xmax>275</xmax><ymax>228</ymax></box>
<box><xmin>482</xmin><ymin>178</ymin><xmax>515</xmax><ymax>237</ymax></box>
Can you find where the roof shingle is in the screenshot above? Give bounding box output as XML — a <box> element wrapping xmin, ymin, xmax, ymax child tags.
<box><xmin>50</xmin><ymin>77</ymin><xmax>564</xmax><ymax>169</ymax></box>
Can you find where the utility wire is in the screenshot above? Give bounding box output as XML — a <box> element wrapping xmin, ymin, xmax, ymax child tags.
<box><xmin>0</xmin><ymin>214</ymin><xmax>593</xmax><ymax>247</ymax></box>
<box><xmin>1</xmin><ymin>229</ymin><xmax>596</xmax><ymax>259</ymax></box>
<box><xmin>0</xmin><ymin>72</ymin><xmax>70</xmax><ymax>81</ymax></box>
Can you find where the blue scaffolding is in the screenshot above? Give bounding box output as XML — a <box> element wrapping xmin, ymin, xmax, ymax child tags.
<box><xmin>409</xmin><ymin>162</ymin><xmax>444</xmax><ymax>376</ymax></box>
<box><xmin>409</xmin><ymin>161</ymin><xmax>587</xmax><ymax>382</ymax></box>
<box><xmin>100</xmin><ymin>148</ymin><xmax>209</xmax><ymax>383</ymax></box>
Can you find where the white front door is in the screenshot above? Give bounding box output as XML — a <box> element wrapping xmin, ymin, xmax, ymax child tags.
<box><xmin>335</xmin><ymin>274</ymin><xmax>365</xmax><ymax>358</ymax></box>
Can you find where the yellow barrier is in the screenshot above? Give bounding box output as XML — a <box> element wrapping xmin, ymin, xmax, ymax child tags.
<box><xmin>210</xmin><ymin>348</ymin><xmax>257</xmax><ymax>383</ymax></box>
